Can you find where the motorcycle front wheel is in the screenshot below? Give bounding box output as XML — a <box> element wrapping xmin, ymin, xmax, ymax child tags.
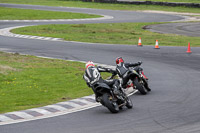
<box><xmin>133</xmin><ymin>78</ymin><xmax>147</xmax><ymax>95</ymax></box>
<box><xmin>102</xmin><ymin>93</ymin><xmax>119</xmax><ymax>113</ymax></box>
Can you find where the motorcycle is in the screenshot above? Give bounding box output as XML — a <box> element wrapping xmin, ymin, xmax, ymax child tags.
<box><xmin>92</xmin><ymin>82</ymin><xmax>133</xmax><ymax>113</ymax></box>
<box><xmin>109</xmin><ymin>63</ymin><xmax>151</xmax><ymax>95</ymax></box>
<box><xmin>124</xmin><ymin>63</ymin><xmax>151</xmax><ymax>95</ymax></box>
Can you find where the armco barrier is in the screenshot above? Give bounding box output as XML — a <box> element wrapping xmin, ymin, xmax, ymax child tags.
<box><xmin>82</xmin><ymin>0</ymin><xmax>200</xmax><ymax>8</ymax></box>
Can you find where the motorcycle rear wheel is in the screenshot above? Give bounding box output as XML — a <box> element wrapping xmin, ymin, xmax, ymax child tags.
<box><xmin>102</xmin><ymin>93</ymin><xmax>119</xmax><ymax>113</ymax></box>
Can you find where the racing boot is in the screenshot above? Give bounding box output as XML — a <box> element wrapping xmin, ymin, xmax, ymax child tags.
<box><xmin>142</xmin><ymin>76</ymin><xmax>151</xmax><ymax>92</ymax></box>
<box><xmin>113</xmin><ymin>86</ymin><xmax>120</xmax><ymax>95</ymax></box>
<box><xmin>146</xmin><ymin>86</ymin><xmax>151</xmax><ymax>91</ymax></box>
<box><xmin>95</xmin><ymin>95</ymin><xmax>101</xmax><ymax>102</ymax></box>
<box><xmin>144</xmin><ymin>83</ymin><xmax>151</xmax><ymax>91</ymax></box>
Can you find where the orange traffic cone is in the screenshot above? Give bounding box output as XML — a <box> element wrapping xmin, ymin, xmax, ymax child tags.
<box><xmin>186</xmin><ymin>42</ymin><xmax>192</xmax><ymax>53</ymax></box>
<box><xmin>138</xmin><ymin>37</ymin><xmax>142</xmax><ymax>46</ymax></box>
<box><xmin>154</xmin><ymin>40</ymin><xmax>160</xmax><ymax>49</ymax></box>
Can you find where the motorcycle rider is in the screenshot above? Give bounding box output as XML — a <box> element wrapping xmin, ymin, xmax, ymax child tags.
<box><xmin>114</xmin><ymin>57</ymin><xmax>151</xmax><ymax>91</ymax></box>
<box><xmin>83</xmin><ymin>61</ymin><xmax>122</xmax><ymax>102</ymax></box>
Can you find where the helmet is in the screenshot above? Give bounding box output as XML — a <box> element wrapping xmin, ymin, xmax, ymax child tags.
<box><xmin>85</xmin><ymin>61</ymin><xmax>95</xmax><ymax>69</ymax></box>
<box><xmin>116</xmin><ymin>57</ymin><xmax>124</xmax><ymax>65</ymax></box>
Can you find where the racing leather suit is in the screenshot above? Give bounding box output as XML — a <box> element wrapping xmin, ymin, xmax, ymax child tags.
<box><xmin>115</xmin><ymin>62</ymin><xmax>141</xmax><ymax>88</ymax></box>
<box><xmin>83</xmin><ymin>66</ymin><xmax>121</xmax><ymax>101</ymax></box>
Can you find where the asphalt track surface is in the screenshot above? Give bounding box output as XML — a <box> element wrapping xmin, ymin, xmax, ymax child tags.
<box><xmin>146</xmin><ymin>22</ymin><xmax>200</xmax><ymax>37</ymax></box>
<box><xmin>0</xmin><ymin>3</ymin><xmax>200</xmax><ymax>133</ymax></box>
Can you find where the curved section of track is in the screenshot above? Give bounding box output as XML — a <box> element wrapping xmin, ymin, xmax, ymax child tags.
<box><xmin>0</xmin><ymin>3</ymin><xmax>200</xmax><ymax>133</ymax></box>
<box><xmin>146</xmin><ymin>22</ymin><xmax>200</xmax><ymax>37</ymax></box>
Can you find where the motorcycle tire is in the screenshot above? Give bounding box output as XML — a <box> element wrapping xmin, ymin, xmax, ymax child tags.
<box><xmin>133</xmin><ymin>78</ymin><xmax>147</xmax><ymax>95</ymax></box>
<box><xmin>125</xmin><ymin>97</ymin><xmax>133</xmax><ymax>109</ymax></box>
<box><xmin>102</xmin><ymin>93</ymin><xmax>119</xmax><ymax>113</ymax></box>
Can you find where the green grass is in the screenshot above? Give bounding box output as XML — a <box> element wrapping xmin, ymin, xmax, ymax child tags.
<box><xmin>1</xmin><ymin>0</ymin><xmax>200</xmax><ymax>13</ymax></box>
<box><xmin>11</xmin><ymin>23</ymin><xmax>200</xmax><ymax>47</ymax></box>
<box><xmin>0</xmin><ymin>52</ymin><xmax>112</xmax><ymax>113</ymax></box>
<box><xmin>131</xmin><ymin>0</ymin><xmax>200</xmax><ymax>3</ymax></box>
<box><xmin>0</xmin><ymin>6</ymin><xmax>100</xmax><ymax>20</ymax></box>
<box><xmin>0</xmin><ymin>52</ymin><xmax>95</xmax><ymax>113</ymax></box>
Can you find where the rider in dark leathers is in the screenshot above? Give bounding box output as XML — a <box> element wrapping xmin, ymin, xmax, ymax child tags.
<box><xmin>83</xmin><ymin>61</ymin><xmax>121</xmax><ymax>102</ymax></box>
<box><xmin>113</xmin><ymin>57</ymin><xmax>150</xmax><ymax>91</ymax></box>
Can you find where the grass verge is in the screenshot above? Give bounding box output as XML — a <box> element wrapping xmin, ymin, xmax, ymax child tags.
<box><xmin>1</xmin><ymin>0</ymin><xmax>200</xmax><ymax>13</ymax></box>
<box><xmin>0</xmin><ymin>6</ymin><xmax>100</xmax><ymax>20</ymax></box>
<box><xmin>0</xmin><ymin>52</ymin><xmax>95</xmax><ymax>114</ymax></box>
<box><xmin>11</xmin><ymin>23</ymin><xmax>200</xmax><ymax>47</ymax></box>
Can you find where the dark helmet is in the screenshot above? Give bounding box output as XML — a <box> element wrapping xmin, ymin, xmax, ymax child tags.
<box><xmin>116</xmin><ymin>57</ymin><xmax>124</xmax><ymax>65</ymax></box>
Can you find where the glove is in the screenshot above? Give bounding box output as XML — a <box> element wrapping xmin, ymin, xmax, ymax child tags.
<box><xmin>138</xmin><ymin>61</ymin><xmax>142</xmax><ymax>65</ymax></box>
<box><xmin>106</xmin><ymin>68</ymin><xmax>111</xmax><ymax>72</ymax></box>
<box><xmin>111</xmin><ymin>70</ymin><xmax>117</xmax><ymax>75</ymax></box>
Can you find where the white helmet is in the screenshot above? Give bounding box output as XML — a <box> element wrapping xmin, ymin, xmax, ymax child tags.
<box><xmin>85</xmin><ymin>61</ymin><xmax>95</xmax><ymax>69</ymax></box>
